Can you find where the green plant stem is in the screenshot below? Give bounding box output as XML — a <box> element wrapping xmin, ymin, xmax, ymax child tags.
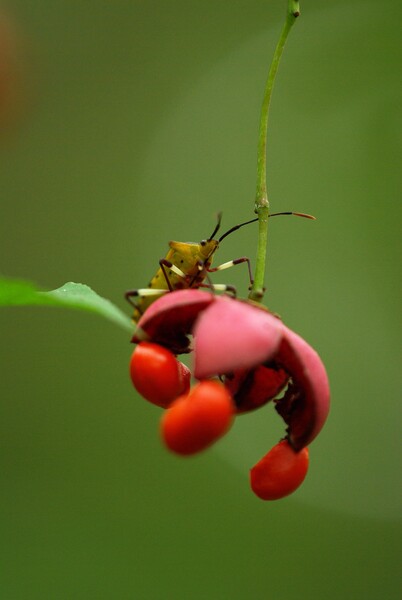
<box><xmin>249</xmin><ymin>1</ymin><xmax>300</xmax><ymax>302</ymax></box>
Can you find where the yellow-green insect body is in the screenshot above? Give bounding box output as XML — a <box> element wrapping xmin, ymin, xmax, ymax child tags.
<box><xmin>133</xmin><ymin>239</ymin><xmax>219</xmax><ymax>321</ymax></box>
<box><xmin>150</xmin><ymin>239</ymin><xmax>219</xmax><ymax>290</ymax></box>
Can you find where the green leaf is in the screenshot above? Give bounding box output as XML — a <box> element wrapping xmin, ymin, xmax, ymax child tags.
<box><xmin>0</xmin><ymin>276</ymin><xmax>134</xmax><ymax>333</ymax></box>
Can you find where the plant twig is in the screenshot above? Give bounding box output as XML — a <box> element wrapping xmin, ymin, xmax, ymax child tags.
<box><xmin>249</xmin><ymin>1</ymin><xmax>300</xmax><ymax>302</ymax></box>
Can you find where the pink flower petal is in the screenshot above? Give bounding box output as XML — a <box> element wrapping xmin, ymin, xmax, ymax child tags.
<box><xmin>275</xmin><ymin>327</ymin><xmax>330</xmax><ymax>450</ymax></box>
<box><xmin>132</xmin><ymin>289</ymin><xmax>214</xmax><ymax>354</ymax></box>
<box><xmin>193</xmin><ymin>298</ymin><xmax>283</xmax><ymax>379</ymax></box>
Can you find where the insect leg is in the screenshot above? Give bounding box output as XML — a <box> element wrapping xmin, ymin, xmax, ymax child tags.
<box><xmin>159</xmin><ymin>259</ymin><xmax>187</xmax><ymax>291</ymax></box>
<box><xmin>196</xmin><ymin>265</ymin><xmax>237</xmax><ymax>297</ymax></box>
<box><xmin>125</xmin><ymin>288</ymin><xmax>169</xmax><ymax>308</ymax></box>
<box><xmin>207</xmin><ymin>257</ymin><xmax>254</xmax><ymax>286</ymax></box>
<box><xmin>198</xmin><ymin>282</ymin><xmax>237</xmax><ymax>297</ymax></box>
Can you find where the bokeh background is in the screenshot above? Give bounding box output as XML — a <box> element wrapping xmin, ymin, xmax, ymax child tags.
<box><xmin>1</xmin><ymin>1</ymin><xmax>401</xmax><ymax>598</ymax></box>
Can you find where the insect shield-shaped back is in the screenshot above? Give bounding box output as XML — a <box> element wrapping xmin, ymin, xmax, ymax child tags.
<box><xmin>169</xmin><ymin>239</ymin><xmax>219</xmax><ymax>272</ymax></box>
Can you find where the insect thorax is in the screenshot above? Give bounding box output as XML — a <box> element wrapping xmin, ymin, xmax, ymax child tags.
<box><xmin>169</xmin><ymin>239</ymin><xmax>219</xmax><ymax>272</ymax></box>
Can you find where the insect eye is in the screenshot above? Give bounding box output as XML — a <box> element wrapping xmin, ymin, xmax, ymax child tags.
<box><xmin>200</xmin><ymin>240</ymin><xmax>207</xmax><ymax>246</ymax></box>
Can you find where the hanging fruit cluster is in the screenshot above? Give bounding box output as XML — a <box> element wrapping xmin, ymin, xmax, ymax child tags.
<box><xmin>129</xmin><ymin>290</ymin><xmax>329</xmax><ymax>501</ymax></box>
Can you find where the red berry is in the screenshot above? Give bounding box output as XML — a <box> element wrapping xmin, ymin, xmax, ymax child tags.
<box><xmin>161</xmin><ymin>380</ymin><xmax>234</xmax><ymax>455</ymax></box>
<box><xmin>225</xmin><ymin>364</ymin><xmax>289</xmax><ymax>414</ymax></box>
<box><xmin>129</xmin><ymin>342</ymin><xmax>190</xmax><ymax>408</ymax></box>
<box><xmin>250</xmin><ymin>439</ymin><xmax>309</xmax><ymax>501</ymax></box>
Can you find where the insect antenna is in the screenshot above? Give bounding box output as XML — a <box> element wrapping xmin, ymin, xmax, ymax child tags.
<box><xmin>218</xmin><ymin>218</ymin><xmax>259</xmax><ymax>243</ymax></box>
<box><xmin>269</xmin><ymin>211</ymin><xmax>316</xmax><ymax>220</ymax></box>
<box><xmin>207</xmin><ymin>212</ymin><xmax>223</xmax><ymax>241</ymax></box>
<box><xmin>215</xmin><ymin>211</ymin><xmax>315</xmax><ymax>244</ymax></box>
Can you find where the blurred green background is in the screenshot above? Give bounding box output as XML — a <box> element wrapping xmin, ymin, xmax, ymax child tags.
<box><xmin>1</xmin><ymin>1</ymin><xmax>401</xmax><ymax>598</ymax></box>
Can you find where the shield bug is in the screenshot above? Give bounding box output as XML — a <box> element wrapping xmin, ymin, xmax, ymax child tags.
<box><xmin>125</xmin><ymin>212</ymin><xmax>314</xmax><ymax>322</ymax></box>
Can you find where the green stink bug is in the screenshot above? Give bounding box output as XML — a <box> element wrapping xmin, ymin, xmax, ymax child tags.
<box><xmin>125</xmin><ymin>211</ymin><xmax>314</xmax><ymax>322</ymax></box>
<box><xmin>125</xmin><ymin>214</ymin><xmax>258</xmax><ymax>322</ymax></box>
